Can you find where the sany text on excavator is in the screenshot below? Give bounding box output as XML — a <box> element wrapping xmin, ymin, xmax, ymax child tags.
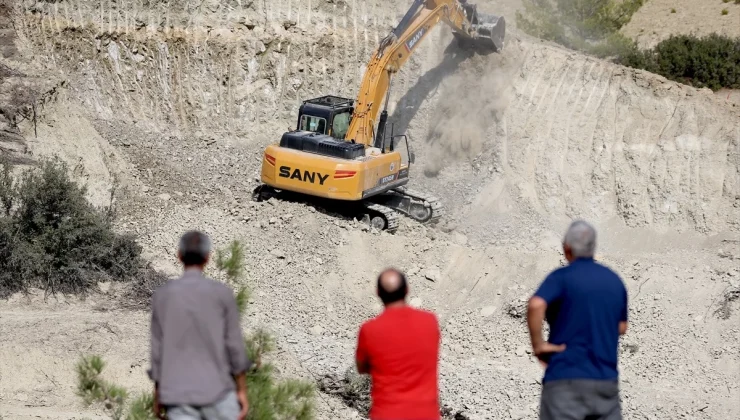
<box><xmin>253</xmin><ymin>0</ymin><xmax>505</xmax><ymax>233</ymax></box>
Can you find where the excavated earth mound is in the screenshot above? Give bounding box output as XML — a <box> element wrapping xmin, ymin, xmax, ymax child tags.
<box><xmin>1</xmin><ymin>1</ymin><xmax>739</xmax><ymax>419</ymax></box>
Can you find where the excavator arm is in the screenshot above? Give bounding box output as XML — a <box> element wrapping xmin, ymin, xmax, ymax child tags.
<box><xmin>345</xmin><ymin>0</ymin><xmax>505</xmax><ymax>148</ymax></box>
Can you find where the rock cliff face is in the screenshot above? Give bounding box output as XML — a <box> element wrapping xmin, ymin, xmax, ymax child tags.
<box><xmin>13</xmin><ymin>0</ymin><xmax>738</xmax><ymax>233</ymax></box>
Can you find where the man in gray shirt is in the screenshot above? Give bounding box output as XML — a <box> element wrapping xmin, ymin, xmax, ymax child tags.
<box><xmin>149</xmin><ymin>231</ymin><xmax>251</xmax><ymax>420</ymax></box>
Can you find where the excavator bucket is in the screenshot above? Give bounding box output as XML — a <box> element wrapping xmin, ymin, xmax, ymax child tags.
<box><xmin>455</xmin><ymin>1</ymin><xmax>506</xmax><ymax>53</ymax></box>
<box><xmin>472</xmin><ymin>13</ymin><xmax>505</xmax><ymax>52</ymax></box>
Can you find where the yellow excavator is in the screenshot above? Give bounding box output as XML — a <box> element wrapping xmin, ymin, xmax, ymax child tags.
<box><xmin>253</xmin><ymin>0</ymin><xmax>505</xmax><ymax>233</ymax></box>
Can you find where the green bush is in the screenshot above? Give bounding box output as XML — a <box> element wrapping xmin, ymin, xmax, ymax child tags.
<box><xmin>516</xmin><ymin>0</ymin><xmax>645</xmax><ymax>57</ymax></box>
<box><xmin>76</xmin><ymin>240</ymin><xmax>316</xmax><ymax>420</ymax></box>
<box><xmin>0</xmin><ymin>157</ymin><xmax>144</xmax><ymax>297</ymax></box>
<box><xmin>721</xmin><ymin>8</ymin><xmax>729</xmax><ymax>14</ymax></box>
<box><xmin>619</xmin><ymin>34</ymin><xmax>740</xmax><ymax>90</ymax></box>
<box><xmin>583</xmin><ymin>31</ymin><xmax>640</xmax><ymax>59</ymax></box>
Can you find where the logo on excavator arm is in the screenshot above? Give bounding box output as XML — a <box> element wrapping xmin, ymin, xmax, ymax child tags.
<box><xmin>279</xmin><ymin>166</ymin><xmax>329</xmax><ymax>185</ymax></box>
<box><xmin>405</xmin><ymin>27</ymin><xmax>426</xmax><ymax>52</ymax></box>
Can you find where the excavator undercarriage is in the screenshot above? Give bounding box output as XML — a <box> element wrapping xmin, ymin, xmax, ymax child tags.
<box><xmin>253</xmin><ymin>184</ymin><xmax>443</xmax><ymax>234</ymax></box>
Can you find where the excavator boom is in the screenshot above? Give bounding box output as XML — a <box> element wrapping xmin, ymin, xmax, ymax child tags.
<box><xmin>346</xmin><ymin>0</ymin><xmax>505</xmax><ymax>147</ymax></box>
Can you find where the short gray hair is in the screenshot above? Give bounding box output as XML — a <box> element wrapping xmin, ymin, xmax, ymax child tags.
<box><xmin>178</xmin><ymin>231</ymin><xmax>212</xmax><ymax>265</ymax></box>
<box><xmin>563</xmin><ymin>220</ymin><xmax>597</xmax><ymax>258</ymax></box>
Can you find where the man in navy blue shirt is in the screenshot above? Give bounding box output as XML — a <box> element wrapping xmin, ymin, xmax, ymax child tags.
<box><xmin>527</xmin><ymin>220</ymin><xmax>628</xmax><ymax>420</ymax></box>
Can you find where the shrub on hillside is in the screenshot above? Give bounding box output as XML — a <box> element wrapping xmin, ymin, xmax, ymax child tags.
<box><xmin>516</xmin><ymin>0</ymin><xmax>645</xmax><ymax>57</ymax></box>
<box><xmin>123</xmin><ymin>264</ymin><xmax>169</xmax><ymax>309</ymax></box>
<box><xmin>619</xmin><ymin>34</ymin><xmax>740</xmax><ymax>90</ymax></box>
<box><xmin>317</xmin><ymin>366</ymin><xmax>471</xmax><ymax>419</ymax></box>
<box><xmin>318</xmin><ymin>367</ymin><xmax>371</xmax><ymax>415</ymax></box>
<box><xmin>0</xmin><ymin>157</ymin><xmax>144</xmax><ymax>297</ymax></box>
<box><xmin>517</xmin><ymin>1</ymin><xmax>739</xmax><ymax>91</ymax></box>
<box><xmin>76</xmin><ymin>240</ymin><xmax>316</xmax><ymax>420</ymax></box>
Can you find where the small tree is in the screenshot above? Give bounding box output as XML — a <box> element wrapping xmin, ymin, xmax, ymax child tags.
<box><xmin>0</xmin><ymin>157</ymin><xmax>14</xmax><ymax>216</ymax></box>
<box><xmin>76</xmin><ymin>355</ymin><xmax>129</xmax><ymax>420</ymax></box>
<box><xmin>213</xmin><ymin>240</ymin><xmax>315</xmax><ymax>419</ymax></box>
<box><xmin>0</xmin><ymin>157</ymin><xmax>144</xmax><ymax>298</ymax></box>
<box><xmin>76</xmin><ymin>240</ymin><xmax>316</xmax><ymax>420</ymax></box>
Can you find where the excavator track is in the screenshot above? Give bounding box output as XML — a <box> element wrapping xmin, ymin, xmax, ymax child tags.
<box><xmin>361</xmin><ymin>202</ymin><xmax>400</xmax><ymax>233</ymax></box>
<box><xmin>367</xmin><ymin>186</ymin><xmax>444</xmax><ymax>227</ymax></box>
<box><xmin>393</xmin><ymin>186</ymin><xmax>445</xmax><ymax>225</ymax></box>
<box><xmin>252</xmin><ymin>184</ymin><xmax>441</xmax><ymax>234</ymax></box>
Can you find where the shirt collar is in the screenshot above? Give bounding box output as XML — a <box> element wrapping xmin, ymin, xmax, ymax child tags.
<box><xmin>182</xmin><ymin>267</ymin><xmax>204</xmax><ymax>277</ymax></box>
<box><xmin>383</xmin><ymin>303</ymin><xmax>409</xmax><ymax>311</ymax></box>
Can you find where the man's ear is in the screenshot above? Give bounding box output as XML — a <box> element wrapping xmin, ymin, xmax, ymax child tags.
<box><xmin>563</xmin><ymin>243</ymin><xmax>574</xmax><ymax>262</ymax></box>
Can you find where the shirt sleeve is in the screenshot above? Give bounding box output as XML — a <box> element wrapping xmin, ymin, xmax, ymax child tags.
<box><xmin>148</xmin><ymin>291</ymin><xmax>162</xmax><ymax>382</ymax></box>
<box><xmin>224</xmin><ymin>288</ymin><xmax>251</xmax><ymax>375</ymax></box>
<box><xmin>435</xmin><ymin>314</ymin><xmax>441</xmax><ymax>344</ymax></box>
<box><xmin>620</xmin><ymin>284</ymin><xmax>629</xmax><ymax>322</ymax></box>
<box><xmin>355</xmin><ymin>324</ymin><xmax>369</xmax><ymax>366</ymax></box>
<box><xmin>533</xmin><ymin>272</ymin><xmax>563</xmax><ymax>304</ymax></box>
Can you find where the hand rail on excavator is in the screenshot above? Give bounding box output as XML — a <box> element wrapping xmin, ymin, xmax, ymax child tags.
<box><xmin>343</xmin><ymin>0</ymin><xmax>505</xmax><ymax>148</ymax></box>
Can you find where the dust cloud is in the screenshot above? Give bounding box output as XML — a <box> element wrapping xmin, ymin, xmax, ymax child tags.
<box><xmin>422</xmin><ymin>45</ymin><xmax>520</xmax><ymax>177</ymax></box>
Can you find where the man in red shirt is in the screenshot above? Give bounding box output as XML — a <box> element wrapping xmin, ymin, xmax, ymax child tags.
<box><xmin>355</xmin><ymin>268</ymin><xmax>441</xmax><ymax>420</ymax></box>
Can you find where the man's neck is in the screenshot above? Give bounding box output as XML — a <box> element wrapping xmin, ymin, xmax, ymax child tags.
<box><xmin>183</xmin><ymin>266</ymin><xmax>204</xmax><ymax>274</ymax></box>
<box><xmin>384</xmin><ymin>301</ymin><xmax>407</xmax><ymax>309</ymax></box>
<box><xmin>573</xmin><ymin>256</ymin><xmax>594</xmax><ymax>262</ymax></box>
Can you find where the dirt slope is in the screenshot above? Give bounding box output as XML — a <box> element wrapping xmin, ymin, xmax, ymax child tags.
<box><xmin>623</xmin><ymin>0</ymin><xmax>740</xmax><ymax>49</ymax></box>
<box><xmin>1</xmin><ymin>1</ymin><xmax>739</xmax><ymax>419</ymax></box>
<box><xmin>414</xmin><ymin>39</ymin><xmax>739</xmax><ymax>242</ymax></box>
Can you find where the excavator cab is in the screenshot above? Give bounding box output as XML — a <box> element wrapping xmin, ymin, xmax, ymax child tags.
<box><xmin>296</xmin><ymin>96</ymin><xmax>355</xmax><ymax>140</ymax></box>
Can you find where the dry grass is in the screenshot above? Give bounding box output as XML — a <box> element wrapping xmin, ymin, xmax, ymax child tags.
<box><xmin>714</xmin><ymin>287</ymin><xmax>740</xmax><ymax>320</ymax></box>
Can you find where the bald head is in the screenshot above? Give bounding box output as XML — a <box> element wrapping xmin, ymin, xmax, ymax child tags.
<box><xmin>377</xmin><ymin>268</ymin><xmax>408</xmax><ymax>305</ymax></box>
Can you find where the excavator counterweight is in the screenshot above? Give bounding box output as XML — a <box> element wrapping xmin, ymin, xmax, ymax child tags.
<box><xmin>253</xmin><ymin>0</ymin><xmax>505</xmax><ymax>232</ymax></box>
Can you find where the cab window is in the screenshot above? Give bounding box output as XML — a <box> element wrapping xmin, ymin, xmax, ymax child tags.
<box><xmin>331</xmin><ymin>111</ymin><xmax>351</xmax><ymax>139</ymax></box>
<box><xmin>300</xmin><ymin>115</ymin><xmax>327</xmax><ymax>134</ymax></box>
